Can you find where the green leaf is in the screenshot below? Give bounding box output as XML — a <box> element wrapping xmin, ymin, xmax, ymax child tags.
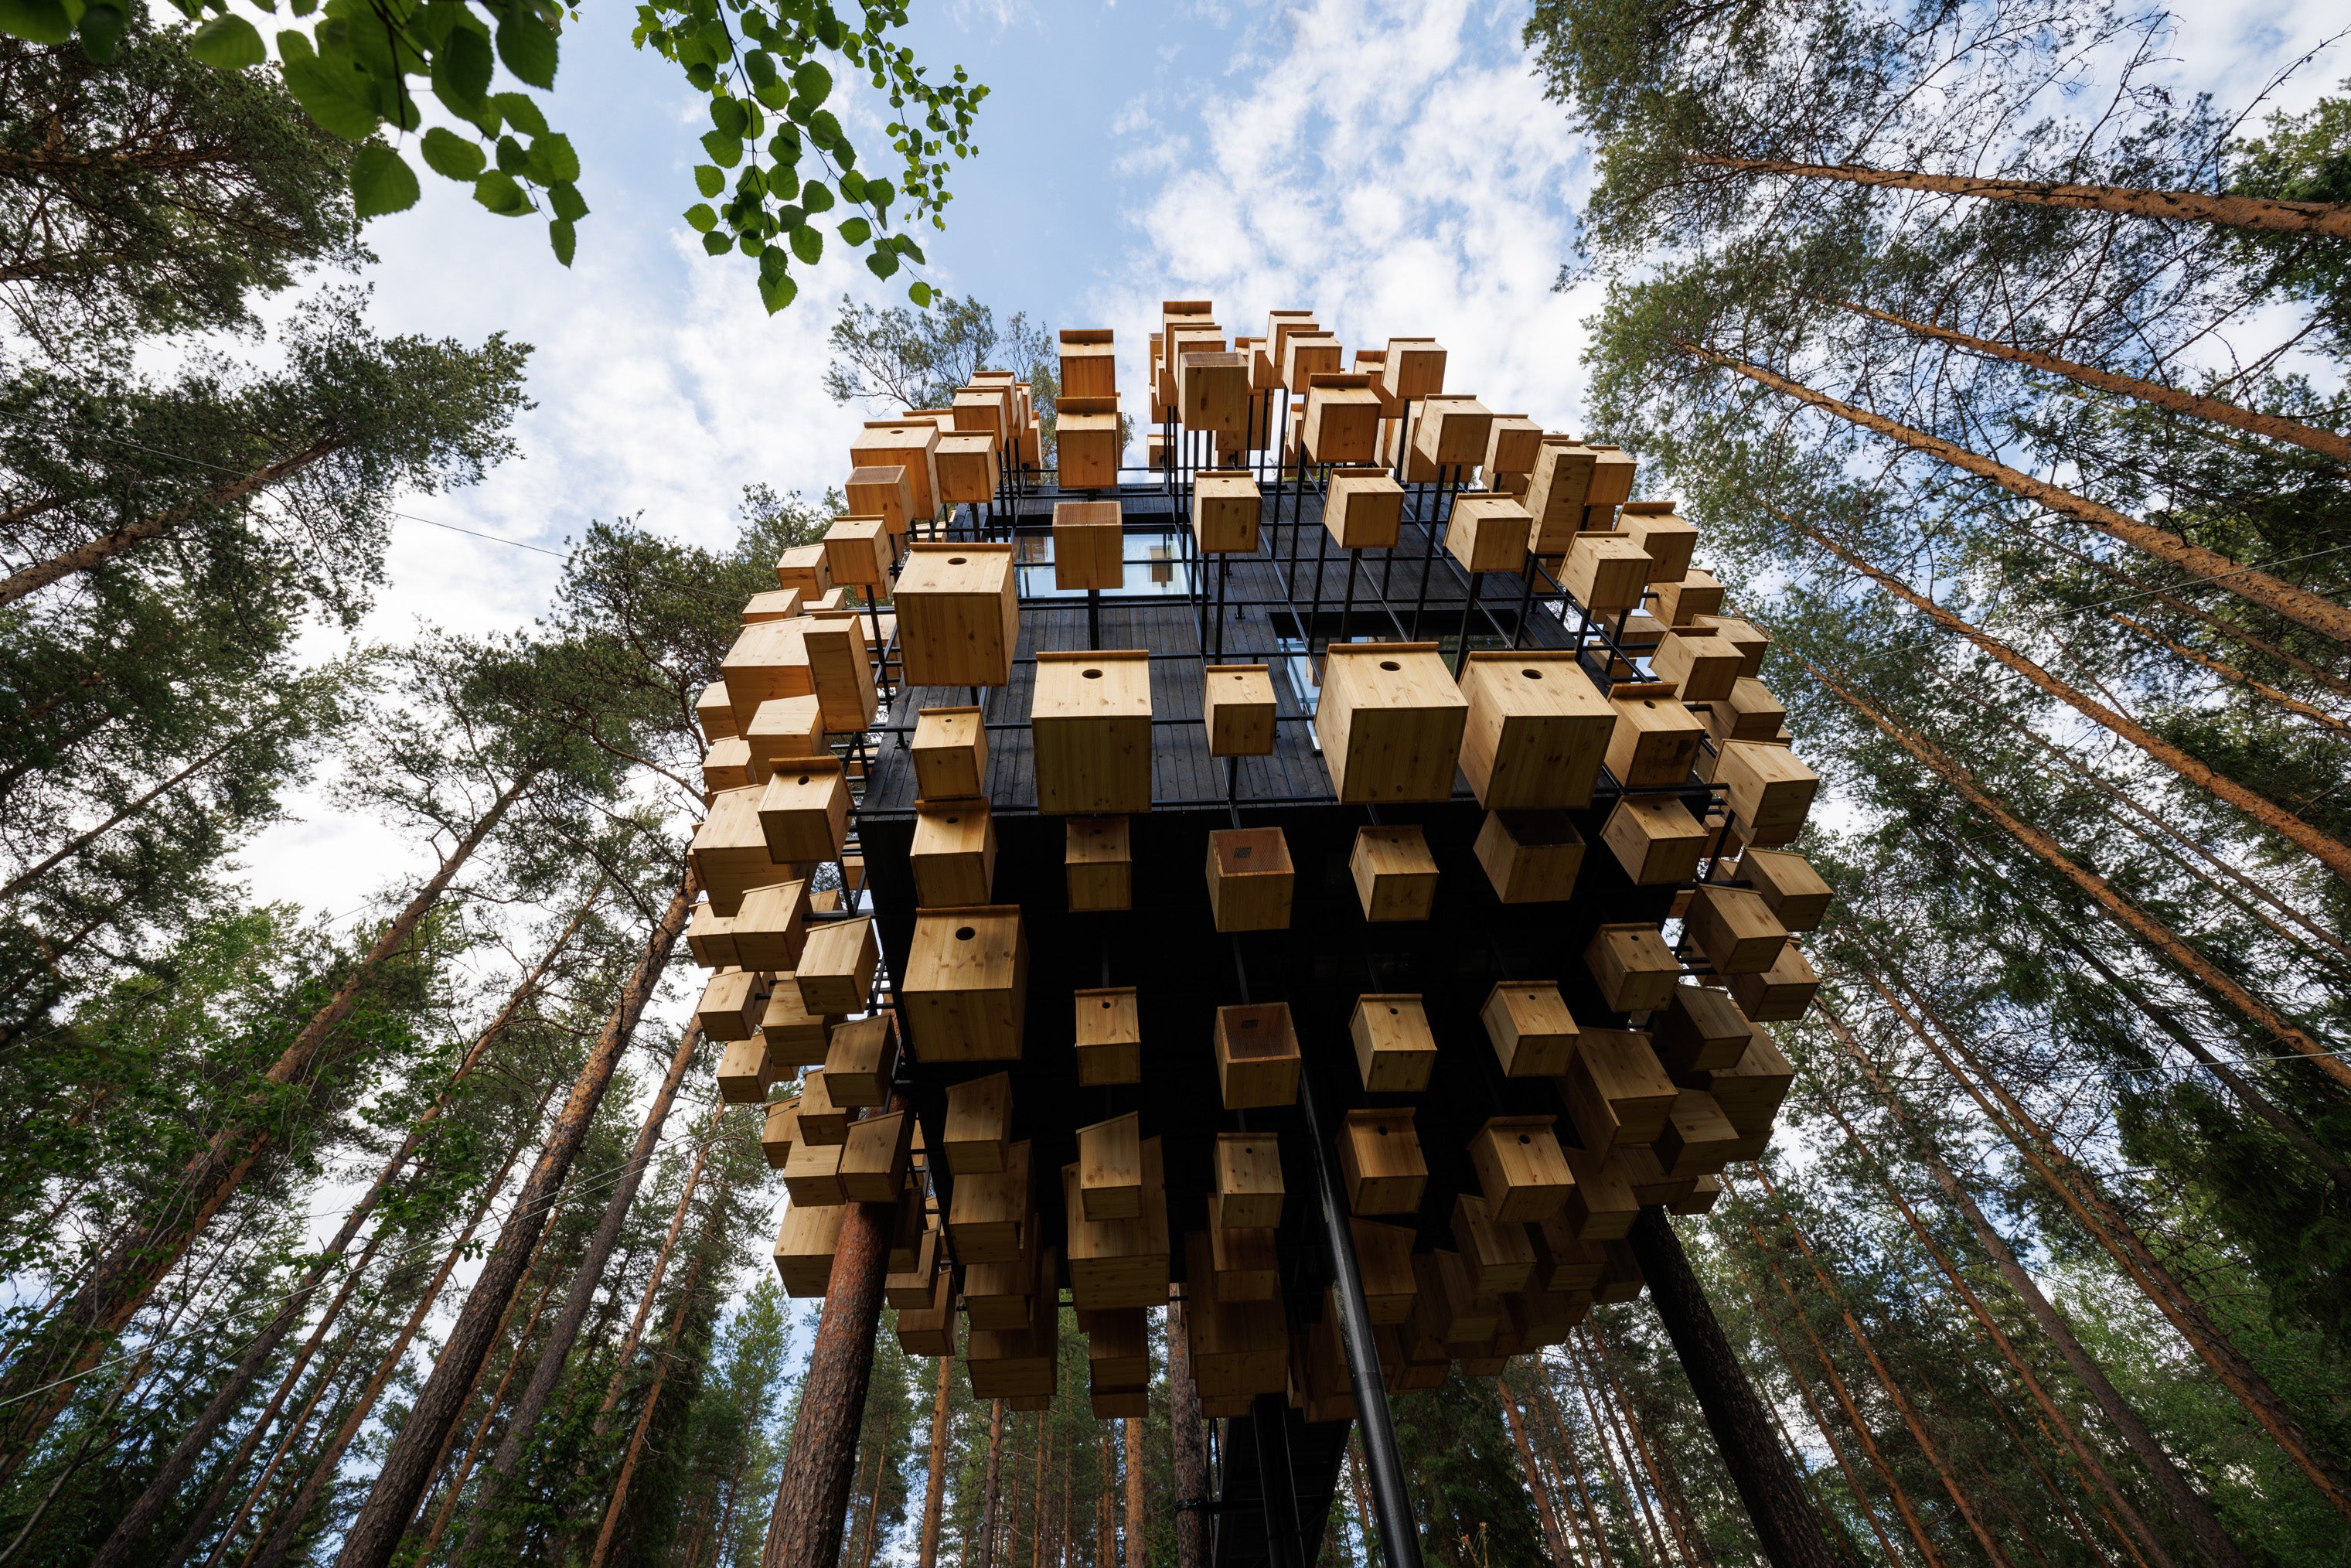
<box><xmin>865</xmin><ymin>246</ymin><xmax>898</xmax><ymax>279</ymax></box>
<box><xmin>807</xmin><ymin>108</ymin><xmax>842</xmax><ymax>148</ymax></box>
<box><xmin>279</xmin><ymin>36</ymin><xmax>383</xmax><ymax>140</ymax></box>
<box><xmin>702</xmin><ymin>230</ymin><xmax>732</xmax><ymax>256</ymax></box>
<box><xmin>472</xmin><ymin>169</ymin><xmax>533</xmax><ymax>216</ymax></box>
<box><xmin>186</xmin><ymin>12</ymin><xmax>264</xmax><ymax>67</ymax></box>
<box><xmin>549</xmin><ymin>217</ymin><xmax>577</xmax><ymax>266</ymax></box>
<box><xmin>751</xmin><ymin>77</ymin><xmax>789</xmax><ymax>111</ymax></box>
<box><xmin>791</xmin><ymin>59</ymin><xmax>831</xmax><ymax>105</ymax></box>
<box><xmin>431</xmin><ymin>25</ymin><xmax>493</xmax><ymax>116</ymax></box>
<box><xmin>0</xmin><ymin>0</ymin><xmax>74</xmax><ymax>46</ymax></box>
<box><xmin>683</xmin><ymin>202</ymin><xmax>717</xmax><ymax>232</ymax></box>
<box><xmin>496</xmin><ymin>10</ymin><xmax>558</xmax><ymax>89</ymax></box>
<box><xmin>799</xmin><ymin>179</ymin><xmax>833</xmax><ymax>213</ymax></box>
<box><xmin>548</xmin><ymin>180</ymin><xmax>589</xmax><ymax>221</ymax></box>
<box><xmin>527</xmin><ymin>131</ymin><xmax>579</xmax><ymax>183</ymax></box>
<box><xmin>693</xmin><ymin>164</ymin><xmax>725</xmax><ymax>198</ymax></box>
<box><xmin>760</xmin><ymin>245</ymin><xmax>789</xmax><ymax>281</ymax></box>
<box><xmin>768</xmin><ymin>124</ymin><xmax>801</xmax><ymax>164</ymax></box>
<box><xmin>492</xmin><ymin>91</ymin><xmax>548</xmax><ymax>137</ymax></box>
<box><xmin>76</xmin><ymin>0</ymin><xmax>128</xmax><ymax>62</ymax></box>
<box><xmin>908</xmin><ymin>281</ymin><xmax>932</xmax><ymax>307</ymax></box>
<box><xmin>758</xmin><ymin>271</ymin><xmax>797</xmax><ymax>314</ymax></box>
<box><xmin>710</xmin><ymin>96</ymin><xmax>747</xmax><ymax>138</ymax></box>
<box><xmin>495</xmin><ymin>135</ymin><xmax>526</xmax><ymax>174</ymax></box>
<box><xmin>865</xmin><ymin>177</ymin><xmax>894</xmax><ymax>210</ymax></box>
<box><xmin>836</xmin><ymin>216</ymin><xmax>871</xmax><ymax>246</ymax></box>
<box><xmin>814</xmin><ymin>12</ymin><xmax>843</xmax><ymax>49</ymax></box>
<box><xmin>700</xmin><ymin>129</ymin><xmax>742</xmax><ymax>167</ymax></box>
<box><xmin>738</xmin><ymin>231</ymin><xmax>764</xmax><ymax>256</ymax></box>
<box><xmin>894</xmin><ymin>234</ymin><xmax>925</xmax><ymax>264</ymax></box>
<box><xmin>351</xmin><ymin>144</ymin><xmax>420</xmax><ymax>216</ymax></box>
<box><xmin>420</xmin><ymin>125</ymin><xmax>487</xmax><ymax>179</ymax></box>
<box><xmin>744</xmin><ymin>47</ymin><xmax>778</xmax><ymax>88</ymax></box>
<box><xmin>789</xmin><ymin>224</ymin><xmax>821</xmax><ymax>264</ymax></box>
<box><xmin>838</xmin><ymin>169</ymin><xmax>867</xmax><ymax>204</ymax></box>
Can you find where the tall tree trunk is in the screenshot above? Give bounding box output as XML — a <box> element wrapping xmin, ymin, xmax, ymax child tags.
<box><xmin>247</xmin><ymin>1103</ymin><xmax>546</xmax><ymax>1568</ymax></box>
<box><xmin>1498</xmin><ymin>1376</ymin><xmax>1570</xmax><ymax>1566</ymax></box>
<box><xmin>1782</xmin><ymin>508</ymin><xmax>2351</xmax><ymax>879</ymax></box>
<box><xmin>1532</xmin><ymin>1370</ymin><xmax>1619</xmax><ymax>1568</ymax></box>
<box><xmin>335</xmin><ymin>860</ymin><xmax>697</xmax><ymax>1568</ymax></box>
<box><xmin>1675</xmin><ymin>341</ymin><xmax>2351</xmax><ymax>645</ymax></box>
<box><xmin>920</xmin><ymin>1353</ymin><xmax>952</xmax><ymax>1568</ymax></box>
<box><xmin>1579</xmin><ymin>1330</ymin><xmax>1688</xmax><ymax>1566</ymax></box>
<box><xmin>1588</xmin><ymin>1324</ymin><xmax>1716</xmax><ymax>1566</ymax></box>
<box><xmin>1167</xmin><ymin>1300</ymin><xmax>1207</xmax><ymax>1568</ymax></box>
<box><xmin>1818</xmin><ymin>1002</ymin><xmax>2256</xmax><ymax>1568</ymax></box>
<box><xmin>457</xmin><ymin>1007</ymin><xmax>709</xmax><ymax>1558</ymax></box>
<box><xmin>0</xmin><ymin>765</ymin><xmax>540</xmax><ymax>1474</ymax></box>
<box><xmin>1124</xmin><ymin>1415</ymin><xmax>1146</xmax><ymax>1568</ymax></box>
<box><xmin>864</xmin><ymin>1406</ymin><xmax>897</xmax><ymax>1568</ymax></box>
<box><xmin>979</xmin><ymin>1400</ymin><xmax>1008</xmax><ymax>1568</ymax></box>
<box><xmin>1030</xmin><ymin>1413</ymin><xmax>1048</xmax><ymax>1568</ymax></box>
<box><xmin>587</xmin><ymin>1247</ymin><xmax>710</xmax><ymax>1568</ymax></box>
<box><xmin>0</xmin><ymin>437</ymin><xmax>348</xmax><ymax>607</ymax></box>
<box><xmin>1564</xmin><ymin>1337</ymin><xmax>1671</xmax><ymax>1566</ymax></box>
<box><xmin>1804</xmin><ymin>658</ymin><xmax>2351</xmax><ymax>1089</ymax></box>
<box><xmin>2111</xmin><ymin>614</ymin><xmax>2351</xmax><ymax>734</ymax></box>
<box><xmin>199</xmin><ymin>1338</ymin><xmax>370</xmax><ymax>1568</ymax></box>
<box><xmin>758</xmin><ymin>1091</ymin><xmax>905</xmax><ymax>1568</ymax></box>
<box><xmin>1679</xmin><ymin>154</ymin><xmax>2351</xmax><ymax>239</ymax></box>
<box><xmin>1824</xmin><ymin>298</ymin><xmax>2351</xmax><ymax>465</ymax></box>
<box><xmin>594</xmin><ymin>1103</ymin><xmax>722</xmax><ymax>1437</ymax></box>
<box><xmin>1862</xmin><ymin>968</ymin><xmax>2351</xmax><ymax>1521</ymax></box>
<box><xmin>90</xmin><ymin>884</ymin><xmax>597</xmax><ymax>1568</ymax></box>
<box><xmin>411</xmin><ymin>1237</ymin><xmax>567</xmax><ymax>1565</ymax></box>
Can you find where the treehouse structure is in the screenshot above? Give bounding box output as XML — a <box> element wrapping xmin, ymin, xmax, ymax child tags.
<box><xmin>685</xmin><ymin>305</ymin><xmax>1825</xmax><ymax>1568</ymax></box>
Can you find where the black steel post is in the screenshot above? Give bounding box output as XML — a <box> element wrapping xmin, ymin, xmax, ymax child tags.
<box><xmin>1251</xmin><ymin>1393</ymin><xmax>1303</xmax><ymax>1568</ymax></box>
<box><xmin>1296</xmin><ymin>1065</ymin><xmax>1423</xmax><ymax>1568</ymax></box>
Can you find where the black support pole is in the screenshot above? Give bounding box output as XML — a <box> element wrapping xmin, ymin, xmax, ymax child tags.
<box><xmin>1297</xmin><ymin>1066</ymin><xmax>1424</xmax><ymax>1568</ymax></box>
<box><xmin>1627</xmin><ymin>1206</ymin><xmax>1840</xmax><ymax>1568</ymax></box>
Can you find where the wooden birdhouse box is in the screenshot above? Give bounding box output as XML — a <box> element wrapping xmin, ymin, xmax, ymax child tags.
<box><xmin>1585</xmin><ymin>922</ymin><xmax>1681</xmax><ymax>1014</ymax></box>
<box><xmin>1699</xmin><ymin>615</ymin><xmax>1773</xmax><ymax>677</ymax></box>
<box><xmin>904</xmin><ymin>906</ymin><xmax>1029</xmax><ymax>1061</ymax></box>
<box><xmin>772</xmin><ymin>1201</ymin><xmax>846</xmax><ymax>1295</ymax></box>
<box><xmin>1303</xmin><ymin>375</ymin><xmax>1381</xmax><ymax>465</ymax></box>
<box><xmin>1412</xmin><ymin>395</ymin><xmax>1494</xmax><ymax>468</ymax></box>
<box><xmin>1379</xmin><ymin>337</ymin><xmax>1447</xmax><ymax>402</ymax></box>
<box><xmin>1444</xmin><ymin>494</ymin><xmax>1533</xmax><ymax>574</ymax></box>
<box><xmin>687</xmin><ymin>900</ymin><xmax>738</xmax><ymax>968</ymax></box>
<box><xmin>935</xmin><ymin>432</ymin><xmax>1002</xmax><ymax>507</ymax></box>
<box><xmin>1617</xmin><ymin>506</ymin><xmax>1697</xmax><ymax>581</ymax></box>
<box><xmin>1695</xmin><ymin>677</ymin><xmax>1786</xmax><ymax>743</ymax></box>
<box><xmin>1561</xmin><ymin>1146</ymin><xmax>1639</xmax><ymax>1241</ymax></box>
<box><xmin>1658</xmin><ymin>1091</ymin><xmax>1741</xmax><ymax>1180</ymax></box>
<box><xmin>795</xmin><ymin>915</ymin><xmax>877</xmax><ymax>1014</ymax></box>
<box><xmin>690</xmin><ymin>786</ymin><xmax>786</xmax><ymax>915</ymax></box>
<box><xmin>1349</xmin><ymin>994</ymin><xmax>1438</xmax><ymax>1093</ymax></box>
<box><xmin>896</xmin><ymin>544</ymin><xmax>1018</xmax><ymax>687</ymax></box>
<box><xmin>1073</xmin><ymin>986</ymin><xmax>1140</xmax><ymax>1085</ymax></box>
<box><xmin>1203</xmin><ymin>665</ymin><xmax>1277</xmax><ymax>757</ymax></box>
<box><xmin>1600</xmin><ymin>796</ymin><xmax>1709</xmax><ymax>885</ymax></box>
<box><xmin>703</xmin><ymin>737</ymin><xmax>754</xmax><ymax>795</ymax></box>
<box><xmin>1180</xmin><ymin>350</ymin><xmax>1251</xmax><ymax>434</ymax></box>
<box><xmin>1606</xmin><ymin>692</ymin><xmax>1707</xmax><ymax>788</ymax></box>
<box><xmin>851</xmin><ymin>421</ymin><xmax>941</xmax><ymax>520</ymax></box>
<box><xmin>1730</xmin><ymin>942</ymin><xmax>1819</xmax><ymax>1021</ymax></box>
<box><xmin>1062</xmin><ymin>1137</ymin><xmax>1170</xmax><ymax>1311</ymax></box>
<box><xmin>1470</xmin><ymin>1117</ymin><xmax>1574</xmax><ymax>1224</ymax></box>
<box><xmin>1324</xmin><ymin>468</ymin><xmax>1405</xmax><ymax>549</ymax></box>
<box><xmin>1482</xmin><ymin>416</ymin><xmax>1545</xmax><ymax>477</ymax></box>
<box><xmin>730</xmin><ymin>880</ymin><xmax>807</xmax><ymax>972</ymax></box>
<box><xmin>1653</xmin><ymin>568</ymin><xmax>1725</xmax><ymax>625</ymax></box>
<box><xmin>1586</xmin><ymin>446</ymin><xmax>1637</xmax><ymax>506</ymax></box>
<box><xmin>1313</xmin><ymin>643</ymin><xmax>1468</xmax><ymax>803</ymax></box>
<box><xmin>696</xmin><ymin>680</ymin><xmax>738</xmax><ymax>743</ymax></box>
<box><xmin>759</xmin><ymin>982</ymin><xmax>834</xmax><ymax>1068</ymax></box>
<box><xmin>782</xmin><ymin>1137</ymin><xmax>844</xmax><ymax>1207</ymax></box>
<box><xmin>911</xmin><ymin>801</ymin><xmax>996</xmax><ymax>908</ymax></box>
<box><xmin>744</xmin><ymin>696</ymin><xmax>826</xmax><ymax>781</ymax></box>
<box><xmin>1065</xmin><ymin>815</ymin><xmax>1133</xmax><ymax>912</ymax></box>
<box><xmin>1348</xmin><ymin>1219</ymin><xmax>1418</xmax><ymax>1324</ymax></box>
<box><xmin>1479</xmin><ymin>980</ymin><xmax>1578</xmax><ymax>1078</ymax></box>
<box><xmin>1525</xmin><ymin>442</ymin><xmax>1598</xmax><ymax>547</ymax></box>
<box><xmin>719</xmin><ymin>619</ymin><xmax>812</xmax><ymax>732</ymax></box>
<box><xmin>942</xmin><ymin>1072</ymin><xmax>1012</xmax><ymax>1173</ymax></box>
<box><xmin>1473</xmin><ymin>810</ymin><xmax>1586</xmax><ymax>903</ymax></box>
<box><xmin>774</xmin><ymin>545</ymin><xmax>833</xmax><ymax>599</ymax></box>
<box><xmin>1716</xmin><ymin>741</ymin><xmax>1818</xmax><ymax>846</ymax></box>
<box><xmin>801</xmin><ymin>615</ymin><xmax>878</xmax><ymax>735</ymax></box>
<box><xmin>952</xmin><ymin>385</ymin><xmax>1010</xmax><ymax>444</ymax></box>
<box><xmin>760</xmin><ymin>1096</ymin><xmax>799</xmax><ymax>1170</ymax></box>
<box><xmin>757</xmin><ymin>757</ymin><xmax>850</xmax><ymax>864</ymax></box>
<box><xmin>1559</xmin><ymin>1029</ymin><xmax>1678</xmax><ymax>1161</ymax></box>
<box><xmin>1651</xmin><ymin>629</ymin><xmax>1743</xmax><ymax>701</ymax></box>
<box><xmin>1560</xmin><ymin>534</ymin><xmax>1653</xmax><ymax>613</ymax></box>
<box><xmin>1031</xmin><ymin>650</ymin><xmax>1153</xmax><ymax>816</ymax></box>
<box><xmin>1282</xmin><ymin>331</ymin><xmax>1341</xmax><ymax>391</ymax></box>
<box><xmin>1348</xmin><ymin>825</ymin><xmax>1439</xmax><ymax>922</ymax></box>
<box><xmin>1051</xmin><ymin>500</ymin><xmax>1125</xmax><ymax>590</ymax></box>
<box><xmin>822</xmin><ymin>1014</ymin><xmax>898</xmax><ymax>1106</ymax></box>
<box><xmin>1456</xmin><ymin>651</ymin><xmax>1613</xmax><ymax>810</ymax></box>
<box><xmin>741</xmin><ymin>589</ymin><xmax>804</xmax><ymax>624</ymax></box>
<box><xmin>697</xmin><ymin>968</ymin><xmax>771</xmax><ymax>1043</ymax></box>
<box><xmin>1191</xmin><ymin>471</ymin><xmax>1262</xmax><ymax>555</ymax></box>
<box><xmin>840</xmin><ymin>1110</ymin><xmax>913</xmax><ymax>1203</ymax></box>
<box><xmin>1337</xmin><ymin>1109</ymin><xmax>1427</xmax><ymax>1216</ymax></box>
<box><xmin>1213</xmin><ymin>1002</ymin><xmax>1300</xmax><ymax>1109</ymax></box>
<box><xmin>911</xmin><ymin>705</ymin><xmax>987</xmax><ymax>800</ymax></box>
<box><xmin>1078</xmin><ymin>1112</ymin><xmax>1143</xmax><ymax>1220</ymax></box>
<box><xmin>844</xmin><ymin>465</ymin><xmax>914</xmax><ymax>536</ymax></box>
<box><xmin>1685</xmin><ymin>884</ymin><xmax>1788</xmax><ymax>975</ymax></box>
<box><xmin>1214</xmin><ymin>1132</ymin><xmax>1284</xmax><ymax>1230</ymax></box>
<box><xmin>1057</xmin><ymin>396</ymin><xmax>1123</xmax><ymax>489</ymax></box>
<box><xmin>1654</xmin><ymin>983</ymin><xmax>1753</xmax><ymax>1076</ymax></box>
<box><xmin>1450</xmin><ymin>1191</ymin><xmax>1536</xmax><ymax>1292</ymax></box>
<box><xmin>823</xmin><ymin>516</ymin><xmax>891</xmax><ymax>591</ymax></box>
<box><xmin>1204</xmin><ymin>827</ymin><xmax>1293</xmax><ymax>931</ymax></box>
<box><xmin>1059</xmin><ymin>329</ymin><xmax>1116</xmax><ymax>397</ymax></box>
<box><xmin>949</xmin><ymin>1138</ymin><xmax>1031</xmax><ymax>1263</ymax></box>
<box><xmin>1736</xmin><ymin>849</ymin><xmax>1832</xmax><ymax>931</ymax></box>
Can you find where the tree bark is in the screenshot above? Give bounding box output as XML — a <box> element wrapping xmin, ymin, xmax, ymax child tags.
<box><xmin>588</xmin><ymin>1246</ymin><xmax>710</xmax><ymax>1568</ymax></box>
<box><xmin>1784</xmin><ymin>509</ymin><xmax>2351</xmax><ymax>879</ymax></box>
<box><xmin>412</xmin><ymin>1239</ymin><xmax>566</xmax><ymax>1566</ymax></box>
<box><xmin>1678</xmin><ymin>341</ymin><xmax>2351</xmax><ymax>645</ymax></box>
<box><xmin>1497</xmin><ymin>1375</ymin><xmax>1569</xmax><ymax>1567</ymax></box>
<box><xmin>979</xmin><ymin>1399</ymin><xmax>1008</xmax><ymax>1568</ymax></box>
<box><xmin>594</xmin><ymin>1103</ymin><xmax>722</xmax><ymax>1437</ymax></box>
<box><xmin>1347</xmin><ymin>1437</ymin><xmax>1382</xmax><ymax>1568</ymax></box>
<box><xmin>1825</xmin><ymin>298</ymin><xmax>2351</xmax><ymax>465</ymax></box>
<box><xmin>1804</xmin><ymin>658</ymin><xmax>2351</xmax><ymax>1089</ymax></box>
<box><xmin>457</xmin><ymin>1009</ymin><xmax>710</xmax><ymax>1557</ymax></box>
<box><xmin>1529</xmin><ymin>1369</ymin><xmax>1618</xmax><ymax>1568</ymax></box>
<box><xmin>90</xmin><ymin>885</ymin><xmax>596</xmax><ymax>1568</ymax></box>
<box><xmin>1818</xmin><ymin>1002</ymin><xmax>2257</xmax><ymax>1568</ymax></box>
<box><xmin>0</xmin><ymin>437</ymin><xmax>349</xmax><ymax>607</ymax></box>
<box><xmin>1029</xmin><ymin>1413</ymin><xmax>1048</xmax><ymax>1568</ymax></box>
<box><xmin>1124</xmin><ymin>1415</ymin><xmax>1146</xmax><ymax>1568</ymax></box>
<box><xmin>1566</xmin><ymin>1328</ymin><xmax>1672</xmax><ymax>1566</ymax></box>
<box><xmin>1681</xmin><ymin>153</ymin><xmax>2351</xmax><ymax>239</ymax></box>
<box><xmin>759</xmin><ymin>1092</ymin><xmax>905</xmax><ymax>1568</ymax></box>
<box><xmin>2111</xmin><ymin>614</ymin><xmax>2350</xmax><ymax>735</ymax></box>
<box><xmin>0</xmin><ymin>765</ymin><xmax>539</xmax><ymax>1478</ymax></box>
<box><xmin>332</xmin><ymin>859</ymin><xmax>697</xmax><ymax>1568</ymax></box>
<box><xmin>920</xmin><ymin>1353</ymin><xmax>952</xmax><ymax>1568</ymax></box>
<box><xmin>1167</xmin><ymin>1301</ymin><xmax>1208</xmax><ymax>1568</ymax></box>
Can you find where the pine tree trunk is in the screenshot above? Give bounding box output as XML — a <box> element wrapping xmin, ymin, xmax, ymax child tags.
<box><xmin>865</xmin><ymin>1407</ymin><xmax>896</xmax><ymax>1568</ymax></box>
<box><xmin>1679</xmin><ymin>153</ymin><xmax>2351</xmax><ymax>239</ymax></box>
<box><xmin>1784</xmin><ymin>510</ymin><xmax>2351</xmax><ymax>878</ymax></box>
<box><xmin>0</xmin><ymin>767</ymin><xmax>540</xmax><ymax>1474</ymax></box>
<box><xmin>1497</xmin><ymin>1375</ymin><xmax>1569</xmax><ymax>1566</ymax></box>
<box><xmin>588</xmin><ymin>1249</ymin><xmax>710</xmax><ymax>1568</ymax></box>
<box><xmin>1825</xmin><ymin>298</ymin><xmax>2351</xmax><ymax>464</ymax></box>
<box><xmin>758</xmin><ymin>1091</ymin><xmax>906</xmax><ymax>1568</ymax></box>
<box><xmin>1347</xmin><ymin>1438</ymin><xmax>1380</xmax><ymax>1568</ymax></box>
<box><xmin>1589</xmin><ymin>1324</ymin><xmax>1713</xmax><ymax>1567</ymax></box>
<box><xmin>920</xmin><ymin>1355</ymin><xmax>952</xmax><ymax>1568</ymax></box>
<box><xmin>1531</xmin><ymin>1370</ymin><xmax>1618</xmax><ymax>1568</ymax></box>
<box><xmin>1806</xmin><ymin>659</ymin><xmax>2351</xmax><ymax>1089</ymax></box>
<box><xmin>594</xmin><ymin>1103</ymin><xmax>722</xmax><ymax>1437</ymax></box>
<box><xmin>1030</xmin><ymin>1413</ymin><xmax>1048</xmax><ymax>1568</ymax></box>
<box><xmin>90</xmin><ymin>885</ymin><xmax>597</xmax><ymax>1568</ymax></box>
<box><xmin>979</xmin><ymin>1400</ymin><xmax>1008</xmax><ymax>1568</ymax></box>
<box><xmin>1676</xmin><ymin>342</ymin><xmax>2351</xmax><ymax>645</ymax></box>
<box><xmin>457</xmin><ymin>1007</ymin><xmax>710</xmax><ymax>1558</ymax></box>
<box><xmin>412</xmin><ymin>1244</ymin><xmax>565</xmax><ymax>1564</ymax></box>
<box><xmin>334</xmin><ymin>861</ymin><xmax>698</xmax><ymax>1568</ymax></box>
<box><xmin>1564</xmin><ymin>1337</ymin><xmax>1671</xmax><ymax>1565</ymax></box>
<box><xmin>1166</xmin><ymin>1302</ymin><xmax>1208</xmax><ymax>1568</ymax></box>
<box><xmin>0</xmin><ymin>437</ymin><xmax>349</xmax><ymax>607</ymax></box>
<box><xmin>2111</xmin><ymin>614</ymin><xmax>2351</xmax><ymax>734</ymax></box>
<box><xmin>1124</xmin><ymin>1416</ymin><xmax>1145</xmax><ymax>1568</ymax></box>
<box><xmin>1818</xmin><ymin>1001</ymin><xmax>2254</xmax><ymax>1568</ymax></box>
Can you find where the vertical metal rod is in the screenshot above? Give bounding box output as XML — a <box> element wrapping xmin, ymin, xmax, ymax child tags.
<box><xmin>1337</xmin><ymin>551</ymin><xmax>1359</xmax><ymax>653</ymax></box>
<box><xmin>1296</xmin><ymin>1066</ymin><xmax>1423</xmax><ymax>1568</ymax></box>
<box><xmin>1089</xmin><ymin>587</ymin><xmax>1101</xmax><ymax>652</ymax></box>
<box><xmin>1250</xmin><ymin>1394</ymin><xmax>1300</xmax><ymax>1568</ymax></box>
<box><xmin>1453</xmin><ymin>568</ymin><xmax>1480</xmax><ymax>676</ymax></box>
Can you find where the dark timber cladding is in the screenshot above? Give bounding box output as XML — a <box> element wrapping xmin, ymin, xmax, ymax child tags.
<box><xmin>692</xmin><ymin>309</ymin><xmax>1833</xmax><ymax>1568</ymax></box>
